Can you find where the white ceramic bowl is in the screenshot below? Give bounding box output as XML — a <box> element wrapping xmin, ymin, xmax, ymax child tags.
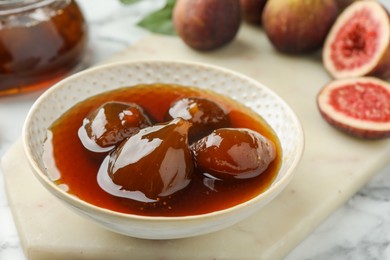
<box><xmin>23</xmin><ymin>60</ymin><xmax>304</xmax><ymax>239</ymax></box>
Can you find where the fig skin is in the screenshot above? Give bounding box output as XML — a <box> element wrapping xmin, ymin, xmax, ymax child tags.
<box><xmin>323</xmin><ymin>1</ymin><xmax>390</xmax><ymax>80</ymax></box>
<box><xmin>335</xmin><ymin>0</ymin><xmax>357</xmax><ymax>11</ymax></box>
<box><xmin>240</xmin><ymin>0</ymin><xmax>267</xmax><ymax>25</ymax></box>
<box><xmin>317</xmin><ymin>77</ymin><xmax>390</xmax><ymax>139</ymax></box>
<box><xmin>262</xmin><ymin>0</ymin><xmax>339</xmax><ymax>54</ymax></box>
<box><xmin>191</xmin><ymin>128</ymin><xmax>276</xmax><ymax>181</ymax></box>
<box><xmin>78</xmin><ymin>101</ymin><xmax>152</xmax><ymax>153</ymax></box>
<box><xmin>173</xmin><ymin>0</ymin><xmax>242</xmax><ymax>51</ymax></box>
<box><xmin>101</xmin><ymin>118</ymin><xmax>194</xmax><ymax>201</ymax></box>
<box><xmin>165</xmin><ymin>97</ymin><xmax>230</xmax><ymax>142</ymax></box>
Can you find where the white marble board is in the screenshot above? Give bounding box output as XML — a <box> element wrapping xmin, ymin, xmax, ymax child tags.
<box><xmin>2</xmin><ymin>25</ymin><xmax>390</xmax><ymax>259</ymax></box>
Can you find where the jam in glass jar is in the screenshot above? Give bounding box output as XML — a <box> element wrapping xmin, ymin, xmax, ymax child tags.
<box><xmin>0</xmin><ymin>0</ymin><xmax>87</xmax><ymax>96</ymax></box>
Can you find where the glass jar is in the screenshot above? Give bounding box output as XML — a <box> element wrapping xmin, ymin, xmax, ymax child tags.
<box><xmin>0</xmin><ymin>0</ymin><xmax>87</xmax><ymax>96</ymax></box>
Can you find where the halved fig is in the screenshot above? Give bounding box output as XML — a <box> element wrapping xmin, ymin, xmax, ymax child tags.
<box><xmin>317</xmin><ymin>77</ymin><xmax>390</xmax><ymax>139</ymax></box>
<box><xmin>323</xmin><ymin>1</ymin><xmax>390</xmax><ymax>79</ymax></box>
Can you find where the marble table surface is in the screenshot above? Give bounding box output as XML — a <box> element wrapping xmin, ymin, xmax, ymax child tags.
<box><xmin>1</xmin><ymin>0</ymin><xmax>390</xmax><ymax>259</ymax></box>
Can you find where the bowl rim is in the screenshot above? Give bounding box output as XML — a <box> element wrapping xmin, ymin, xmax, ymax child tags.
<box><xmin>23</xmin><ymin>59</ymin><xmax>305</xmax><ymax>222</ymax></box>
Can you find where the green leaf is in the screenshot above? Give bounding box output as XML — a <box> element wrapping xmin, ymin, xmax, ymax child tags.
<box><xmin>137</xmin><ymin>0</ymin><xmax>177</xmax><ymax>35</ymax></box>
<box><xmin>120</xmin><ymin>0</ymin><xmax>142</xmax><ymax>4</ymax></box>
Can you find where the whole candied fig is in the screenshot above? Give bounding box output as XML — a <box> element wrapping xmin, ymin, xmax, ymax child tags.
<box><xmin>78</xmin><ymin>102</ymin><xmax>152</xmax><ymax>153</ymax></box>
<box><xmin>97</xmin><ymin>118</ymin><xmax>194</xmax><ymax>201</ymax></box>
<box><xmin>192</xmin><ymin>128</ymin><xmax>276</xmax><ymax>180</ymax></box>
<box><xmin>262</xmin><ymin>0</ymin><xmax>339</xmax><ymax>54</ymax></box>
<box><xmin>173</xmin><ymin>0</ymin><xmax>241</xmax><ymax>50</ymax></box>
<box><xmin>165</xmin><ymin>97</ymin><xmax>230</xmax><ymax>142</ymax></box>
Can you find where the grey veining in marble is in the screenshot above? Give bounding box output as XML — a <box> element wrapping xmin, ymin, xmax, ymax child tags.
<box><xmin>287</xmin><ymin>163</ymin><xmax>390</xmax><ymax>260</ymax></box>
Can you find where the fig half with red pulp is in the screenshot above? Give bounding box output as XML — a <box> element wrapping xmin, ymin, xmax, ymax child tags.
<box><xmin>323</xmin><ymin>1</ymin><xmax>390</xmax><ymax>79</ymax></box>
<box><xmin>317</xmin><ymin>77</ymin><xmax>390</xmax><ymax>139</ymax></box>
<box><xmin>97</xmin><ymin>118</ymin><xmax>193</xmax><ymax>202</ymax></box>
<box><xmin>192</xmin><ymin>128</ymin><xmax>276</xmax><ymax>180</ymax></box>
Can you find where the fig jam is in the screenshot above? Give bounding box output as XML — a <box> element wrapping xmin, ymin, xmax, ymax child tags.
<box><xmin>0</xmin><ymin>0</ymin><xmax>87</xmax><ymax>96</ymax></box>
<box><xmin>45</xmin><ymin>84</ymin><xmax>282</xmax><ymax>216</ymax></box>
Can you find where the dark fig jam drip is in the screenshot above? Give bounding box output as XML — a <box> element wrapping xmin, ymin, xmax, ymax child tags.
<box><xmin>44</xmin><ymin>84</ymin><xmax>282</xmax><ymax>217</ymax></box>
